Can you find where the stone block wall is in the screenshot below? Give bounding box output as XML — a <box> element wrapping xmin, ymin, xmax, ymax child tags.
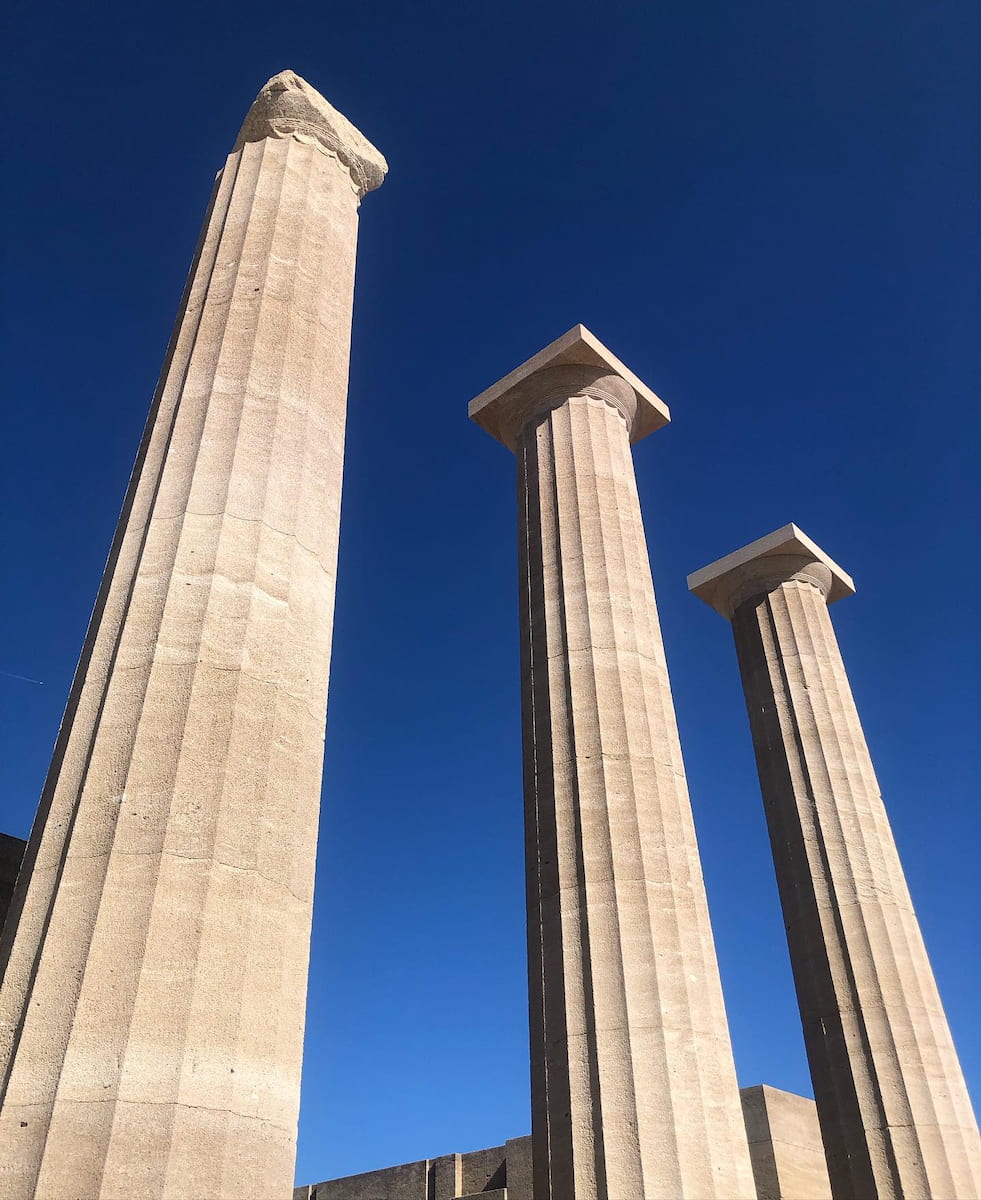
<box><xmin>294</xmin><ymin>1136</ymin><xmax>528</xmax><ymax>1200</ymax></box>
<box><xmin>741</xmin><ymin>1084</ymin><xmax>833</xmax><ymax>1200</ymax></box>
<box><xmin>296</xmin><ymin>1086</ymin><xmax>831</xmax><ymax>1200</ymax></box>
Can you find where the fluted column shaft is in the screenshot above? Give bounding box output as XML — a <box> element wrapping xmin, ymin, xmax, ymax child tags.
<box><xmin>730</xmin><ymin>566</ymin><xmax>981</xmax><ymax>1199</ymax></box>
<box><xmin>516</xmin><ymin>386</ymin><xmax>753</xmax><ymax>1200</ymax></box>
<box><xmin>0</xmin><ymin>73</ymin><xmax>384</xmax><ymax>1199</ymax></box>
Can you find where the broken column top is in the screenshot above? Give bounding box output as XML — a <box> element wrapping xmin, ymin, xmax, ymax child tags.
<box><xmin>687</xmin><ymin>523</ymin><xmax>855</xmax><ymax>620</ymax></box>
<box><xmin>235</xmin><ymin>69</ymin><xmax>388</xmax><ymax>197</ymax></box>
<box><xmin>468</xmin><ymin>324</ymin><xmax>670</xmax><ymax>451</ymax></box>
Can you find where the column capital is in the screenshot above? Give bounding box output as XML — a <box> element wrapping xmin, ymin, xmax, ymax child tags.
<box><xmin>687</xmin><ymin>523</ymin><xmax>855</xmax><ymax>620</ymax></box>
<box><xmin>468</xmin><ymin>324</ymin><xmax>670</xmax><ymax>451</ymax></box>
<box><xmin>235</xmin><ymin>70</ymin><xmax>388</xmax><ymax>197</ymax></box>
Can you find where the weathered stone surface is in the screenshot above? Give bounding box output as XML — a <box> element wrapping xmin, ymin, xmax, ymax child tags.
<box><xmin>235</xmin><ymin>70</ymin><xmax>387</xmax><ymax>197</ymax></box>
<box><xmin>691</xmin><ymin>525</ymin><xmax>981</xmax><ymax>1200</ymax></box>
<box><xmin>431</xmin><ymin>1152</ymin><xmax>463</xmax><ymax>1200</ymax></box>
<box><xmin>458</xmin><ymin>1143</ymin><xmax>507</xmax><ymax>1194</ymax></box>
<box><xmin>470</xmin><ymin>327</ymin><xmax>755</xmax><ymax>1199</ymax></box>
<box><xmin>741</xmin><ymin>1084</ymin><xmax>831</xmax><ymax>1200</ymax></box>
<box><xmin>311</xmin><ymin>1157</ymin><xmax>430</xmax><ymax>1200</ymax></box>
<box><xmin>302</xmin><ymin>1141</ymin><xmax>515</xmax><ymax>1200</ymax></box>
<box><xmin>503</xmin><ymin>1135</ymin><xmax>533</xmax><ymax>1200</ymax></box>
<box><xmin>0</xmin><ymin>71</ymin><xmax>384</xmax><ymax>1199</ymax></box>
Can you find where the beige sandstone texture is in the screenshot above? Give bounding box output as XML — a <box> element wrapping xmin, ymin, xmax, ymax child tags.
<box><xmin>470</xmin><ymin>327</ymin><xmax>756</xmax><ymax>1200</ymax></box>
<box><xmin>690</xmin><ymin>524</ymin><xmax>981</xmax><ymax>1200</ymax></box>
<box><xmin>0</xmin><ymin>70</ymin><xmax>385</xmax><ymax>1199</ymax></box>
<box><xmin>741</xmin><ymin>1084</ymin><xmax>832</xmax><ymax>1200</ymax></box>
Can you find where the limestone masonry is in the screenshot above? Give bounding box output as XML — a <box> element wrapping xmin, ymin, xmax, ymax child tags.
<box><xmin>1</xmin><ymin>70</ymin><xmax>977</xmax><ymax>1200</ymax></box>
<box><xmin>471</xmin><ymin>326</ymin><xmax>755</xmax><ymax>1199</ymax></box>
<box><xmin>296</xmin><ymin>1087</ymin><xmax>832</xmax><ymax>1200</ymax></box>
<box><xmin>690</xmin><ymin>524</ymin><xmax>981</xmax><ymax>1199</ymax></box>
<box><xmin>0</xmin><ymin>71</ymin><xmax>385</xmax><ymax>1199</ymax></box>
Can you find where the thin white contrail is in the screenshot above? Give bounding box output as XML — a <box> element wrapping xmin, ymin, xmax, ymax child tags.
<box><xmin>0</xmin><ymin>668</ymin><xmax>44</xmax><ymax>686</ymax></box>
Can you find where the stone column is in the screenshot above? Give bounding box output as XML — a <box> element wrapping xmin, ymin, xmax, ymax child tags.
<box><xmin>470</xmin><ymin>326</ymin><xmax>755</xmax><ymax>1200</ymax></box>
<box><xmin>689</xmin><ymin>524</ymin><xmax>981</xmax><ymax>1200</ymax></box>
<box><xmin>0</xmin><ymin>71</ymin><xmax>385</xmax><ymax>1199</ymax></box>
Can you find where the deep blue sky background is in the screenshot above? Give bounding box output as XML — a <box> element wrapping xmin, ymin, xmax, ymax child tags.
<box><xmin>2</xmin><ymin>0</ymin><xmax>979</xmax><ymax>1188</ymax></box>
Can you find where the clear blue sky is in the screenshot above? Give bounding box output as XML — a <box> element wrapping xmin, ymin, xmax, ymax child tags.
<box><xmin>2</xmin><ymin>0</ymin><xmax>978</xmax><ymax>1189</ymax></box>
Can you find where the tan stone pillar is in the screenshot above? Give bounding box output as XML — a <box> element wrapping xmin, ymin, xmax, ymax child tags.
<box><xmin>0</xmin><ymin>71</ymin><xmax>385</xmax><ymax>1199</ymax></box>
<box><xmin>689</xmin><ymin>524</ymin><xmax>981</xmax><ymax>1200</ymax></box>
<box><xmin>470</xmin><ymin>326</ymin><xmax>755</xmax><ymax>1200</ymax></box>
